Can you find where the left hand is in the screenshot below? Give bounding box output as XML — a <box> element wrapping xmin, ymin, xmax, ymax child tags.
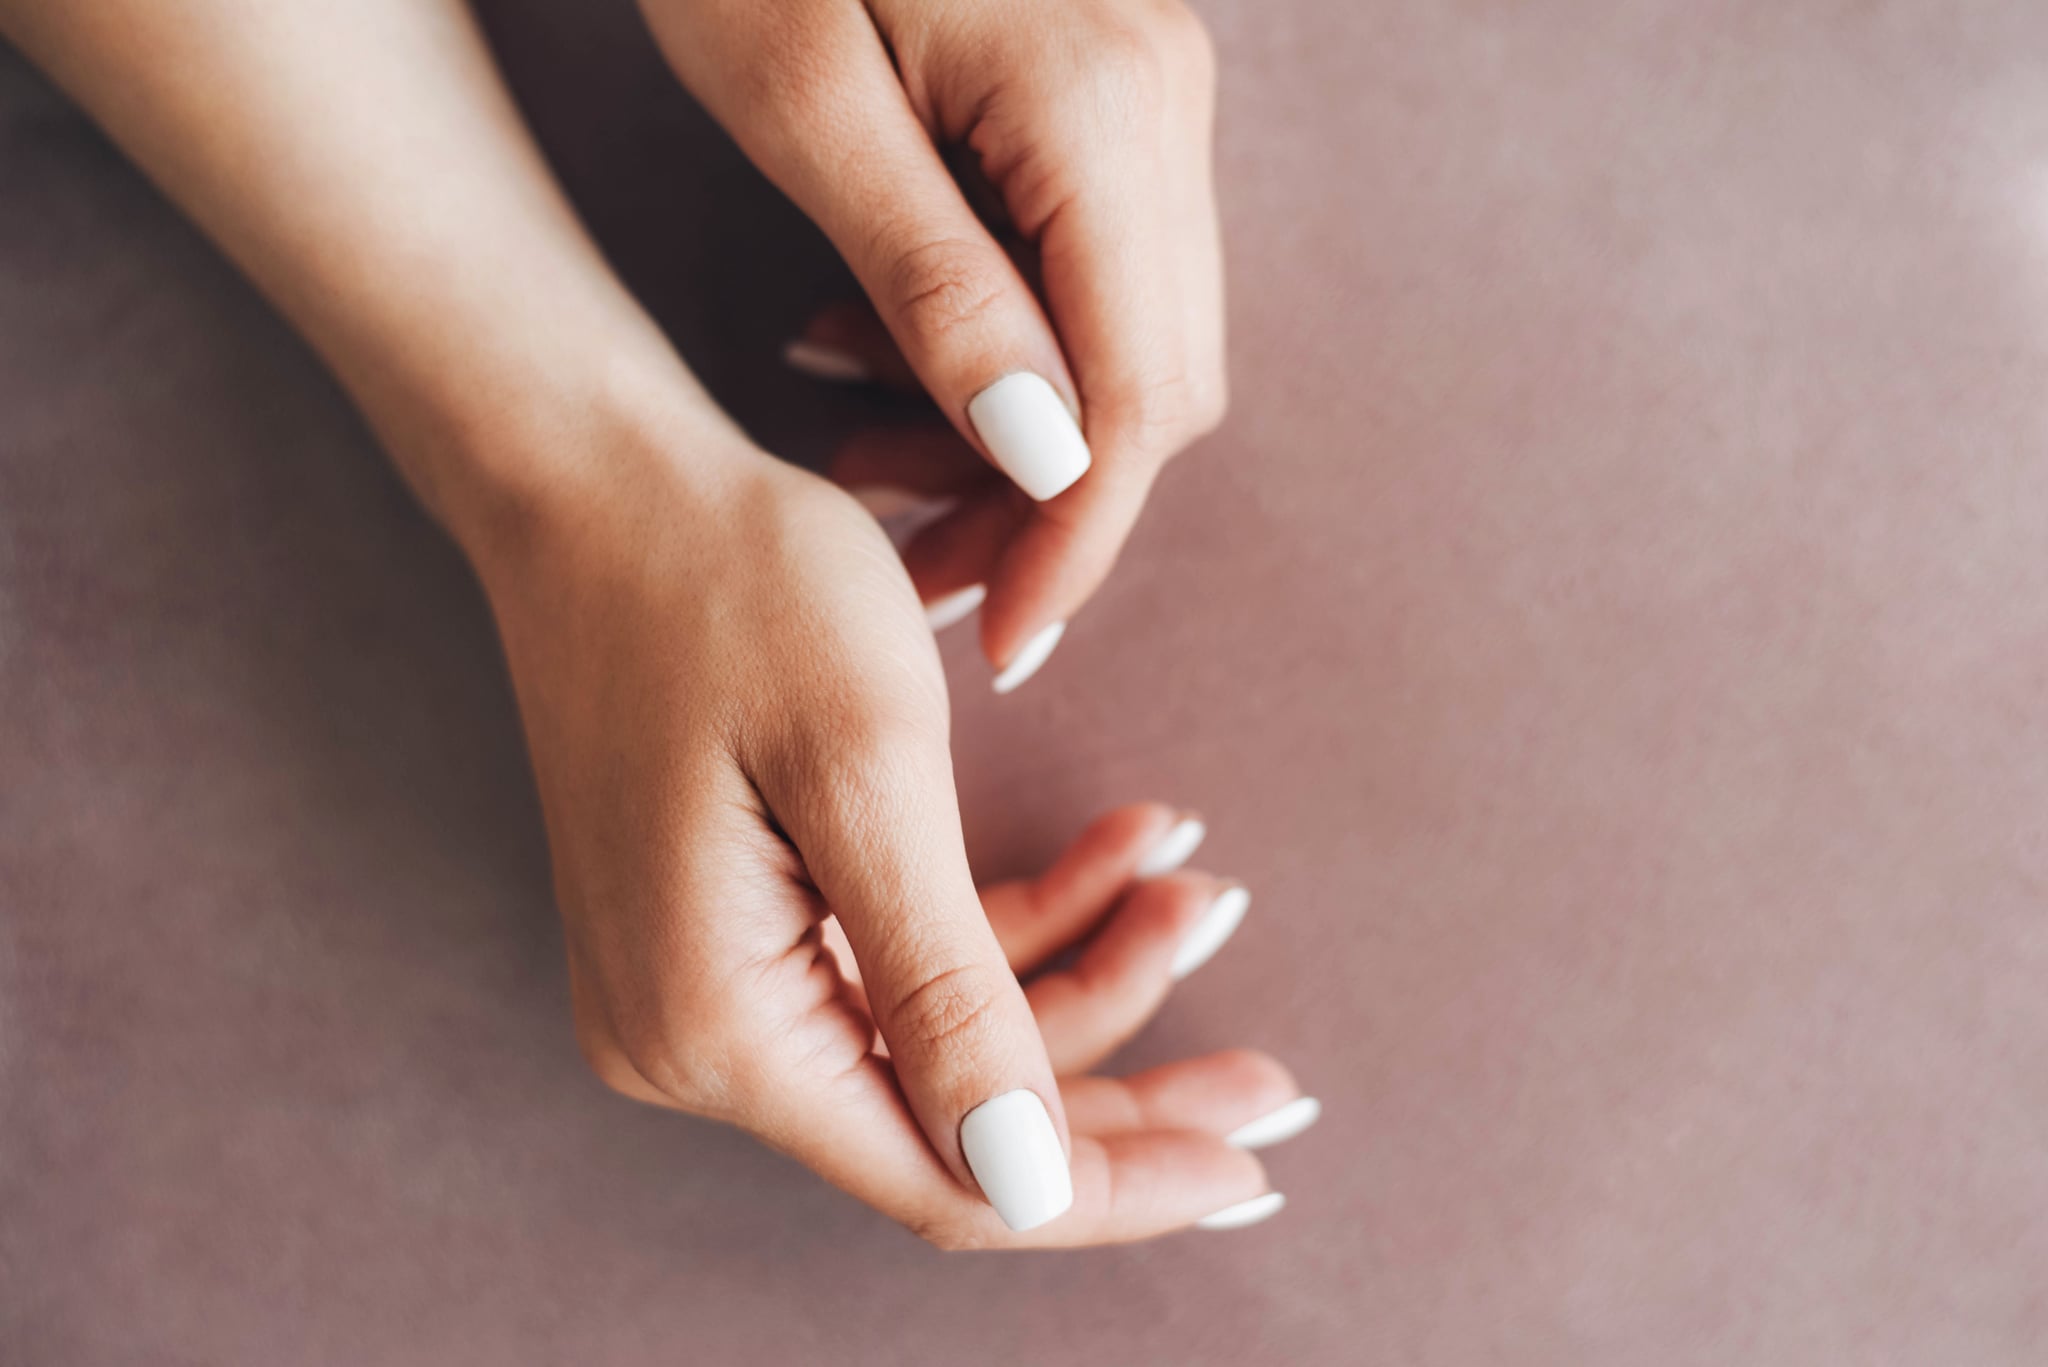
<box><xmin>641</xmin><ymin>0</ymin><xmax>1227</xmax><ymax>686</ymax></box>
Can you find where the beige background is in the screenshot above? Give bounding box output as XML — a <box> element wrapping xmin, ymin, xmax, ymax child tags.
<box><xmin>5</xmin><ymin>1</ymin><xmax>2047</xmax><ymax>1362</ymax></box>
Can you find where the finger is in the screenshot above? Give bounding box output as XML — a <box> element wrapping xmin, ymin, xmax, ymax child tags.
<box><xmin>975</xmin><ymin>11</ymin><xmax>1228</xmax><ymax>668</ymax></box>
<box><xmin>1025</xmin><ymin>873</ymin><xmax>1241</xmax><ymax>1074</ymax></box>
<box><xmin>745</xmin><ymin>1048</ymin><xmax>1276</xmax><ymax>1247</ymax></box>
<box><xmin>828</xmin><ymin>425</ymin><xmax>982</xmax><ymax>573</ymax></box>
<box><xmin>697</xmin><ymin>10</ymin><xmax>1093</xmax><ymax>509</ymax></box>
<box><xmin>981</xmin><ymin>802</ymin><xmax>1197</xmax><ymax>973</ymax></box>
<box><xmin>755</xmin><ymin>721</ymin><xmax>1075</xmax><ymax>1233</ymax></box>
<box><xmin>826</xmin><ymin>427</ymin><xmax>1015</xmax><ymax>628</ymax></box>
<box><xmin>1168</xmin><ymin>25</ymin><xmax>1226</xmax><ymax>425</ymax></box>
<box><xmin>786</xmin><ymin>298</ymin><xmax>922</xmax><ymax>392</ymax></box>
<box><xmin>897</xmin><ymin>487</ymin><xmax>1024</xmax><ymax>613</ymax></box>
<box><xmin>838</xmin><ymin>799</ymin><xmax>1198</xmax><ymax>989</ymax></box>
<box><xmin>1029</xmin><ymin>1129</ymin><xmax>1277</xmax><ymax>1245</ymax></box>
<box><xmin>1061</xmin><ymin>1050</ymin><xmax>1321</xmax><ymax>1151</ymax></box>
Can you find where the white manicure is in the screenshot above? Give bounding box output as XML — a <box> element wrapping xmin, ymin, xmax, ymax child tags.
<box><xmin>924</xmin><ymin>583</ymin><xmax>987</xmax><ymax>632</ymax></box>
<box><xmin>1135</xmin><ymin>815</ymin><xmax>1207</xmax><ymax>878</ymax></box>
<box><xmin>960</xmin><ymin>1090</ymin><xmax>1073</xmax><ymax>1233</ymax></box>
<box><xmin>992</xmin><ymin>620</ymin><xmax>1066</xmax><ymax>695</ymax></box>
<box><xmin>782</xmin><ymin>338</ymin><xmax>869</xmax><ymax>383</ymax></box>
<box><xmin>1225</xmin><ymin>1097</ymin><xmax>1323</xmax><ymax>1151</ymax></box>
<box><xmin>1171</xmin><ymin>885</ymin><xmax>1249</xmax><ymax>980</ymax></box>
<box><xmin>1195</xmin><ymin>1192</ymin><xmax>1287</xmax><ymax>1231</ymax></box>
<box><xmin>967</xmin><ymin>372</ymin><xmax>1092</xmax><ymax>500</ymax></box>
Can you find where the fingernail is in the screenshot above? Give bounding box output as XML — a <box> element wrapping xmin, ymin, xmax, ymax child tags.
<box><xmin>1171</xmin><ymin>884</ymin><xmax>1249</xmax><ymax>980</ymax></box>
<box><xmin>1225</xmin><ymin>1096</ymin><xmax>1322</xmax><ymax>1151</ymax></box>
<box><xmin>924</xmin><ymin>583</ymin><xmax>987</xmax><ymax>632</ymax></box>
<box><xmin>992</xmin><ymin>620</ymin><xmax>1066</xmax><ymax>695</ymax></box>
<box><xmin>966</xmin><ymin>372</ymin><xmax>1092</xmax><ymax>501</ymax></box>
<box><xmin>783</xmin><ymin>338</ymin><xmax>869</xmax><ymax>383</ymax></box>
<box><xmin>849</xmin><ymin>484</ymin><xmax>946</xmax><ymax>521</ymax></box>
<box><xmin>1135</xmin><ymin>814</ymin><xmax>1207</xmax><ymax>879</ymax></box>
<box><xmin>960</xmin><ymin>1089</ymin><xmax>1074</xmax><ymax>1232</ymax></box>
<box><xmin>1195</xmin><ymin>1192</ymin><xmax>1286</xmax><ymax>1231</ymax></box>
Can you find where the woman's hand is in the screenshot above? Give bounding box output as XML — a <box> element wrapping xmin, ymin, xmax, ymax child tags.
<box><xmin>641</xmin><ymin>0</ymin><xmax>1225</xmax><ymax>688</ymax></box>
<box><xmin>4</xmin><ymin>0</ymin><xmax>1296</xmax><ymax>1247</ymax></box>
<box><xmin>478</xmin><ymin>417</ymin><xmax>1303</xmax><ymax>1244</ymax></box>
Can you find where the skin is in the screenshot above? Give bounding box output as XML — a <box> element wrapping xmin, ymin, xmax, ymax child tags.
<box><xmin>0</xmin><ymin>0</ymin><xmax>1278</xmax><ymax>1247</ymax></box>
<box><xmin>642</xmin><ymin>0</ymin><xmax>1228</xmax><ymax>667</ymax></box>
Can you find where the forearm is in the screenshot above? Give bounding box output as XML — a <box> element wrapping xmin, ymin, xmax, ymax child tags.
<box><xmin>1</xmin><ymin>0</ymin><xmax>736</xmax><ymax>556</ymax></box>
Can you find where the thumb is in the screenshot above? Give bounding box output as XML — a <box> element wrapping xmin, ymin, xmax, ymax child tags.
<box><xmin>701</xmin><ymin>10</ymin><xmax>1093</xmax><ymax>504</ymax></box>
<box><xmin>756</xmin><ymin>721</ymin><xmax>1075</xmax><ymax>1233</ymax></box>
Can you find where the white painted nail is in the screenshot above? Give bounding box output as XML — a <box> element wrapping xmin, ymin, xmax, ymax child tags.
<box><xmin>1171</xmin><ymin>884</ymin><xmax>1249</xmax><ymax>981</ymax></box>
<box><xmin>966</xmin><ymin>372</ymin><xmax>1092</xmax><ymax>501</ymax></box>
<box><xmin>1135</xmin><ymin>815</ymin><xmax>1207</xmax><ymax>878</ymax></box>
<box><xmin>1195</xmin><ymin>1192</ymin><xmax>1286</xmax><ymax>1231</ymax></box>
<box><xmin>992</xmin><ymin>620</ymin><xmax>1065</xmax><ymax>695</ymax></box>
<box><xmin>929</xmin><ymin>586</ymin><xmax>991</xmax><ymax>635</ymax></box>
<box><xmin>959</xmin><ymin>1089</ymin><xmax>1073</xmax><ymax>1233</ymax></box>
<box><xmin>924</xmin><ymin>583</ymin><xmax>987</xmax><ymax>632</ymax></box>
<box><xmin>1225</xmin><ymin>1097</ymin><xmax>1323</xmax><ymax>1151</ymax></box>
<box><xmin>783</xmin><ymin>338</ymin><xmax>869</xmax><ymax>383</ymax></box>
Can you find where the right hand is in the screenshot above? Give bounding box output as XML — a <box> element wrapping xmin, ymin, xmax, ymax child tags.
<box><xmin>639</xmin><ymin>0</ymin><xmax>1227</xmax><ymax>684</ymax></box>
<box><xmin>475</xmin><ymin>414</ymin><xmax>1300</xmax><ymax>1246</ymax></box>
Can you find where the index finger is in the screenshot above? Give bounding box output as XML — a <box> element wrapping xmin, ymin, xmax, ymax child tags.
<box><xmin>978</xmin><ymin>23</ymin><xmax>1227</xmax><ymax>665</ymax></box>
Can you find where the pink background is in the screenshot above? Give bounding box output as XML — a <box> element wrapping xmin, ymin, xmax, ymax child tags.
<box><xmin>5</xmin><ymin>2</ymin><xmax>2047</xmax><ymax>1362</ymax></box>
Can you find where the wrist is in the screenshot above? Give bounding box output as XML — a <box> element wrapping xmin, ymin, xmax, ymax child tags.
<box><xmin>357</xmin><ymin>320</ymin><xmax>765</xmax><ymax>582</ymax></box>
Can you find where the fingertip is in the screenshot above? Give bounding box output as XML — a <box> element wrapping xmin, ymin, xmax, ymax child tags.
<box><xmin>1173</xmin><ymin>884</ymin><xmax>1248</xmax><ymax>980</ymax></box>
<box><xmin>1041</xmin><ymin>1129</ymin><xmax>1270</xmax><ymax>1247</ymax></box>
<box><xmin>1203</xmin><ymin>1047</ymin><xmax>1303</xmax><ymax>1107</ymax></box>
<box><xmin>966</xmin><ymin>371</ymin><xmax>1093</xmax><ymax>502</ymax></box>
<box><xmin>1117</xmin><ymin>872</ymin><xmax>1229</xmax><ymax>946</ymax></box>
<box><xmin>985</xmin><ymin>802</ymin><xmax>1180</xmax><ymax>975</ymax></box>
<box><xmin>991</xmin><ymin>619</ymin><xmax>1066</xmax><ymax>694</ymax></box>
<box><xmin>1025</xmin><ymin>875</ymin><xmax>1228</xmax><ymax>1073</ymax></box>
<box><xmin>900</xmin><ymin>486</ymin><xmax>1023</xmax><ymax>607</ymax></box>
<box><xmin>1225</xmin><ymin>1096</ymin><xmax>1323</xmax><ymax>1151</ymax></box>
<box><xmin>923</xmin><ymin>582</ymin><xmax>986</xmax><ymax>632</ymax></box>
<box><xmin>1059</xmin><ymin>1050</ymin><xmax>1310</xmax><ymax>1144</ymax></box>
<box><xmin>1194</xmin><ymin>1191</ymin><xmax>1288</xmax><ymax>1231</ymax></box>
<box><xmin>976</xmin><ymin>455</ymin><xmax>1157</xmax><ymax>672</ymax></box>
<box><xmin>1069</xmin><ymin>802</ymin><xmax>1185</xmax><ymax>873</ymax></box>
<box><xmin>1133</xmin><ymin>812</ymin><xmax>1207</xmax><ymax>878</ymax></box>
<box><xmin>960</xmin><ymin>1088</ymin><xmax>1074</xmax><ymax>1232</ymax></box>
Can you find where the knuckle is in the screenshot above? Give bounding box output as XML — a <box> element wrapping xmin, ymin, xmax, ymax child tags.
<box><xmin>768</xmin><ymin>622</ymin><xmax>948</xmax><ymax>782</ymax></box>
<box><xmin>725</xmin><ymin>21</ymin><xmax>852</xmax><ymax>151</ymax></box>
<box><xmin>806</xmin><ymin>704</ymin><xmax>940</xmax><ymax>814</ymax></box>
<box><xmin>884</xmin><ymin>961</ymin><xmax>1008</xmax><ymax>1062</ymax></box>
<box><xmin>767</xmin><ymin>701</ymin><xmax>948</xmax><ymax>881</ymax></box>
<box><xmin>612</xmin><ymin>996</ymin><xmax>735</xmax><ymax>1111</ymax></box>
<box><xmin>1047</xmin><ymin>24</ymin><xmax>1170</xmax><ymax>138</ymax></box>
<box><xmin>1102</xmin><ymin>368</ymin><xmax>1229</xmax><ymax>452</ymax></box>
<box><xmin>883</xmin><ymin>237</ymin><xmax>1010</xmax><ymax>346</ymax></box>
<box><xmin>571</xmin><ymin>1015</ymin><xmax>646</xmax><ymax>1099</ymax></box>
<box><xmin>846</xmin><ymin>692</ymin><xmax>945</xmax><ymax>761</ymax></box>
